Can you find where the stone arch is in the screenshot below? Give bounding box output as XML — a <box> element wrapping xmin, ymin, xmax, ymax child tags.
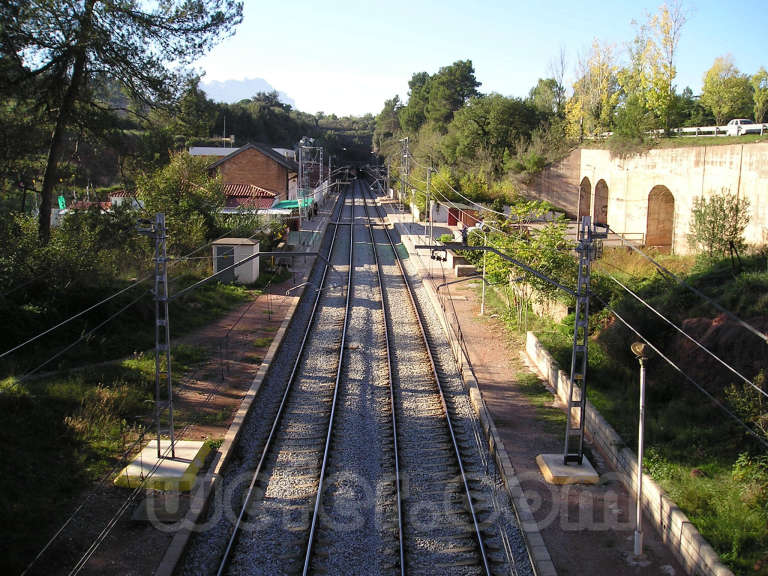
<box><xmin>593</xmin><ymin>179</ymin><xmax>609</xmax><ymax>226</ymax></box>
<box><xmin>646</xmin><ymin>185</ymin><xmax>675</xmax><ymax>250</ymax></box>
<box><xmin>578</xmin><ymin>177</ymin><xmax>591</xmax><ymax>220</ymax></box>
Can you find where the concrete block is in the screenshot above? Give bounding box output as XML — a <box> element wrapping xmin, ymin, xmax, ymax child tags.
<box><xmin>536</xmin><ymin>453</ymin><xmax>599</xmax><ymax>485</ymax></box>
<box><xmin>114</xmin><ymin>440</ymin><xmax>210</xmax><ymax>492</ymax></box>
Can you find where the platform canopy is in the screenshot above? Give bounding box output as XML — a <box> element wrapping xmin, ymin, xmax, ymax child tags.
<box><xmin>273</xmin><ymin>198</ymin><xmax>314</xmax><ymax>210</ymax></box>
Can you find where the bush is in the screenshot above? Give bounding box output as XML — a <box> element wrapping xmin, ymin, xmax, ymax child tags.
<box><xmin>688</xmin><ymin>189</ymin><xmax>750</xmax><ymax>266</ymax></box>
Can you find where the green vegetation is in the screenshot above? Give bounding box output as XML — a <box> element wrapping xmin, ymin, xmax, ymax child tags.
<box><xmin>467</xmin><ymin>237</ymin><xmax>767</xmax><ymax>574</ymax></box>
<box><xmin>701</xmin><ymin>56</ymin><xmax>756</xmax><ymax>125</ymax></box>
<box><xmin>252</xmin><ymin>336</ymin><xmax>273</xmax><ymax>348</ymax></box>
<box><xmin>0</xmin><ymin>325</ymin><xmax>237</xmax><ymax>573</ymax></box>
<box><xmin>527</xmin><ymin>248</ymin><xmax>767</xmax><ymax>575</ymax></box>
<box><xmin>688</xmin><ymin>189</ymin><xmax>751</xmax><ymax>268</ymax></box>
<box><xmin>516</xmin><ymin>372</ymin><xmax>566</xmax><ymax>435</ymax></box>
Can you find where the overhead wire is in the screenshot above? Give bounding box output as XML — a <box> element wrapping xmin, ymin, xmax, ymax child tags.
<box><xmin>398</xmin><ymin>160</ymin><xmax>767</xmax><ymax>447</ymax></box>
<box><xmin>0</xmin><ymin>218</ymin><xmax>272</xmax><ymax>362</ymax></box>
<box><xmin>18</xmin><ymin>292</ymin><xmax>146</xmax><ymax>381</ymax></box>
<box><xmin>607</xmin><ymin>225</ymin><xmax>768</xmax><ymax>344</ymax></box>
<box><xmin>594</xmin><ymin>292</ymin><xmax>768</xmax><ymax>450</ymax></box>
<box><xmin>29</xmin><ymin>184</ymin><xmax>345</xmax><ymax>576</ymax></box>
<box><xmin>408</xmin><ymin>154</ymin><xmax>509</xmax><ymax>218</ymax></box>
<box><xmin>606</xmin><ymin>272</ymin><xmax>768</xmax><ymax>400</ymax></box>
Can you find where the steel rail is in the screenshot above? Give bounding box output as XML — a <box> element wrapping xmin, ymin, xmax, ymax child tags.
<box><xmin>361</xmin><ymin>182</ymin><xmax>406</xmax><ymax>575</ymax></box>
<box><xmin>364</xmin><ymin>183</ymin><xmax>492</xmax><ymax>575</ymax></box>
<box><xmin>215</xmin><ymin>190</ymin><xmax>349</xmax><ymax>576</ymax></box>
<box><xmin>302</xmin><ymin>190</ymin><xmax>356</xmax><ymax>574</ymax></box>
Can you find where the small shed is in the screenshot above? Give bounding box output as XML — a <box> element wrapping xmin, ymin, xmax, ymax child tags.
<box><xmin>212</xmin><ymin>238</ymin><xmax>260</xmax><ymax>284</ymax></box>
<box><xmin>447</xmin><ymin>202</ymin><xmax>482</xmax><ymax>228</ymax></box>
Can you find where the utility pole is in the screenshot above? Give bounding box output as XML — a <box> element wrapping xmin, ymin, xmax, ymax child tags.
<box><xmin>297</xmin><ymin>146</ymin><xmax>303</xmax><ymax>245</ymax></box>
<box><xmin>399</xmin><ymin>137</ymin><xmax>409</xmax><ymax>215</ymax></box>
<box><xmin>386</xmin><ymin>160</ymin><xmax>391</xmax><ymax>201</ymax></box>
<box><xmin>563</xmin><ymin>216</ymin><xmax>606</xmax><ymax>465</ymax></box>
<box><xmin>298</xmin><ymin>137</ymin><xmax>323</xmax><ymax>245</ymax></box>
<box><xmin>426</xmin><ymin>166</ymin><xmax>433</xmax><ymax>246</ymax></box>
<box><xmin>138</xmin><ymin>213</ymin><xmax>175</xmax><ymax>459</ymax></box>
<box><xmin>480</xmin><ymin>227</ymin><xmax>487</xmax><ymax>316</ymax></box>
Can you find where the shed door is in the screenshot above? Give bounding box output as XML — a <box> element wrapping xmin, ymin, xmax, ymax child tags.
<box><xmin>448</xmin><ymin>208</ymin><xmax>458</xmax><ymax>226</ymax></box>
<box><xmin>216</xmin><ymin>246</ymin><xmax>235</xmax><ymax>283</ymax></box>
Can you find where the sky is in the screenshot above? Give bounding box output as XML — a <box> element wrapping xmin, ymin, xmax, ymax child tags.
<box><xmin>196</xmin><ymin>0</ymin><xmax>768</xmax><ymax>117</ymax></box>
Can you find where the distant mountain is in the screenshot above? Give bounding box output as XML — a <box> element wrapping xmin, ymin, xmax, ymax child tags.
<box><xmin>201</xmin><ymin>77</ymin><xmax>295</xmax><ymax>107</ymax></box>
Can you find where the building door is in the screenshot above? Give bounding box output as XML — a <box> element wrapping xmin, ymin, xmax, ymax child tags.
<box><xmin>578</xmin><ymin>177</ymin><xmax>591</xmax><ymax>221</ymax></box>
<box><xmin>594</xmin><ymin>179</ymin><xmax>609</xmax><ymax>226</ymax></box>
<box><xmin>646</xmin><ymin>186</ymin><xmax>675</xmax><ymax>251</ymax></box>
<box><xmin>448</xmin><ymin>208</ymin><xmax>458</xmax><ymax>226</ymax></box>
<box><xmin>215</xmin><ymin>246</ymin><xmax>235</xmax><ymax>283</ymax></box>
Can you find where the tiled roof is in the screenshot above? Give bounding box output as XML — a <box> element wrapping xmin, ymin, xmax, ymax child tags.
<box><xmin>225</xmin><ymin>196</ymin><xmax>275</xmax><ymax>210</ymax></box>
<box><xmin>223</xmin><ymin>184</ymin><xmax>278</xmax><ymax>198</ymax></box>
<box><xmin>207</xmin><ymin>143</ymin><xmax>298</xmax><ymax>172</ymax></box>
<box><xmin>69</xmin><ymin>200</ymin><xmax>112</xmax><ymax>210</ymax></box>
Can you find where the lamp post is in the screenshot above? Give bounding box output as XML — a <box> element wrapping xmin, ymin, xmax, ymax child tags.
<box><xmin>631</xmin><ymin>341</ymin><xmax>650</xmax><ymax>557</ymax></box>
<box><xmin>470</xmin><ymin>225</ymin><xmax>488</xmax><ymax>315</ymax></box>
<box><xmin>480</xmin><ymin>226</ymin><xmax>487</xmax><ymax>315</ymax></box>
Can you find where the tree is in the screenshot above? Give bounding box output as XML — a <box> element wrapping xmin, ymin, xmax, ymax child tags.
<box><xmin>528</xmin><ymin>78</ymin><xmax>565</xmax><ymax>118</ymax></box>
<box><xmin>701</xmin><ymin>56</ymin><xmax>754</xmax><ymax>125</ymax></box>
<box><xmin>136</xmin><ymin>152</ymin><xmax>224</xmax><ymax>255</ymax></box>
<box><xmin>373</xmin><ymin>96</ymin><xmax>402</xmax><ymax>151</ymax></box>
<box><xmin>687</xmin><ymin>188</ymin><xmax>751</xmax><ymax>266</ymax></box>
<box><xmin>751</xmin><ymin>67</ymin><xmax>768</xmax><ymax>123</ymax></box>
<box><xmin>176</xmin><ymin>78</ymin><xmax>218</xmax><ymax>141</ymax></box>
<box><xmin>425</xmin><ymin>60</ymin><xmax>481</xmax><ymax>129</ymax></box>
<box><xmin>566</xmin><ymin>40</ymin><xmax>619</xmax><ymax>137</ymax></box>
<box><xmin>399</xmin><ymin>71</ymin><xmax>431</xmax><ymax>133</ymax></box>
<box><xmin>616</xmin><ymin>1</ymin><xmax>687</xmax><ymax>134</ymax></box>
<box><xmin>2</xmin><ymin>0</ymin><xmax>243</xmax><ymax>243</ymax></box>
<box><xmin>447</xmin><ymin>94</ymin><xmax>538</xmax><ymax>178</ymax></box>
<box><xmin>648</xmin><ymin>1</ymin><xmax>687</xmax><ymax>131</ymax></box>
<box><xmin>548</xmin><ymin>47</ymin><xmax>568</xmax><ymax>116</ymax></box>
<box><xmin>671</xmin><ymin>86</ymin><xmax>714</xmax><ymax>127</ymax></box>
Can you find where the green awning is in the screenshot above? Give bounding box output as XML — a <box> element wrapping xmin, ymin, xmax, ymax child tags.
<box><xmin>273</xmin><ymin>198</ymin><xmax>314</xmax><ymax>210</ymax></box>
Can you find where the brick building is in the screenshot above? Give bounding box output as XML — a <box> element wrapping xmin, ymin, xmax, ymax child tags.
<box><xmin>206</xmin><ymin>143</ymin><xmax>298</xmax><ymax>201</ymax></box>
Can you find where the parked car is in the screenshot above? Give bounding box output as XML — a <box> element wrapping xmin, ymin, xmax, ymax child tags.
<box><xmin>726</xmin><ymin>118</ymin><xmax>767</xmax><ymax>136</ymax></box>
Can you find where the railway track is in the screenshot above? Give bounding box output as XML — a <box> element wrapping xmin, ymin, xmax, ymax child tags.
<box><xmin>180</xmin><ymin>180</ymin><xmax>532</xmax><ymax>575</ymax></box>
<box><xmin>215</xmin><ymin>190</ymin><xmax>354</xmax><ymax>575</ymax></box>
<box><xmin>362</xmin><ymin>182</ymin><xmax>515</xmax><ymax>576</ymax></box>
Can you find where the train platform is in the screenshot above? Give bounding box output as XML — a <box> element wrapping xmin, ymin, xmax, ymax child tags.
<box><xmin>381</xmin><ymin>198</ymin><xmax>686</xmax><ymax>576</ymax></box>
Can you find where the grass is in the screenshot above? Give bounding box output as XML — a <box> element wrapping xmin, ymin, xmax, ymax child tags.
<box><xmin>0</xmin><ymin>343</ymin><xmax>211</xmax><ymax>572</ymax></box>
<box><xmin>515</xmin><ymin>372</ymin><xmax>566</xmax><ymax>435</ymax></box>
<box><xmin>0</xmin><ymin>278</ymin><xmax>251</xmax><ymax>574</ymax></box>
<box><xmin>592</xmin><ymin>133</ymin><xmax>768</xmax><ymax>155</ymax></box>
<box><xmin>252</xmin><ymin>336</ymin><xmax>273</xmax><ymax>348</ymax></box>
<box><xmin>478</xmin><ymin>248</ymin><xmax>768</xmax><ymax>575</ymax></box>
<box><xmin>655</xmin><ymin>133</ymin><xmax>768</xmax><ymax>148</ymax></box>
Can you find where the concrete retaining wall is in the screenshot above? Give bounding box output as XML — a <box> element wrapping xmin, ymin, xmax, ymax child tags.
<box><xmin>525</xmin><ymin>332</ymin><xmax>733</xmax><ymax>576</ymax></box>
